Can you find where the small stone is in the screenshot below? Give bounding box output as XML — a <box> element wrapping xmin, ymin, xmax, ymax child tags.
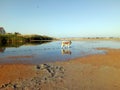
<box><xmin>36</xmin><ymin>64</ymin><xmax>46</xmax><ymax>70</ymax></box>
<box><xmin>36</xmin><ymin>65</ymin><xmax>40</xmax><ymax>69</ymax></box>
<box><xmin>24</xmin><ymin>87</ymin><xmax>29</xmax><ymax>90</ymax></box>
<box><xmin>40</xmin><ymin>64</ymin><xmax>45</xmax><ymax>69</ymax></box>
<box><xmin>15</xmin><ymin>84</ymin><xmax>21</xmax><ymax>88</ymax></box>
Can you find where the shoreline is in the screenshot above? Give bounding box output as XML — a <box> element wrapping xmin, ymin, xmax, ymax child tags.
<box><xmin>0</xmin><ymin>48</ymin><xmax>120</xmax><ymax>89</ymax></box>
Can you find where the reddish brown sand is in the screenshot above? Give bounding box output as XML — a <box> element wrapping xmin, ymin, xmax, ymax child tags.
<box><xmin>56</xmin><ymin>48</ymin><xmax>120</xmax><ymax>90</ymax></box>
<box><xmin>0</xmin><ymin>48</ymin><xmax>120</xmax><ymax>90</ymax></box>
<box><xmin>0</xmin><ymin>64</ymin><xmax>36</xmax><ymax>86</ymax></box>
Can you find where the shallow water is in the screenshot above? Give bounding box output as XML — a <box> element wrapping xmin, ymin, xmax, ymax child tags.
<box><xmin>0</xmin><ymin>40</ymin><xmax>120</xmax><ymax>64</ymax></box>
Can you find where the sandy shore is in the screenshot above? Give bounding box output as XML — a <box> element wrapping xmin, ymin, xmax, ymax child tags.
<box><xmin>0</xmin><ymin>48</ymin><xmax>120</xmax><ymax>90</ymax></box>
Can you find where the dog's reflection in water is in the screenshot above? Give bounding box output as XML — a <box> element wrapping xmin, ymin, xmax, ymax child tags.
<box><xmin>61</xmin><ymin>48</ymin><xmax>72</xmax><ymax>55</ymax></box>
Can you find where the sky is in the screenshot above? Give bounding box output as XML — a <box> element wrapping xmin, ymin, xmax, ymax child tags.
<box><xmin>0</xmin><ymin>0</ymin><xmax>120</xmax><ymax>37</ymax></box>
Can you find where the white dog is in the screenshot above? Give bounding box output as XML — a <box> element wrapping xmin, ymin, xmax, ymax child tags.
<box><xmin>61</xmin><ymin>41</ymin><xmax>72</xmax><ymax>48</ymax></box>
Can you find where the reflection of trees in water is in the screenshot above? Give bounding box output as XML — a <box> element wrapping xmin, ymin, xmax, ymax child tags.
<box><xmin>0</xmin><ymin>41</ymin><xmax>52</xmax><ymax>52</ymax></box>
<box><xmin>0</xmin><ymin>42</ymin><xmax>24</xmax><ymax>48</ymax></box>
<box><xmin>28</xmin><ymin>41</ymin><xmax>51</xmax><ymax>45</ymax></box>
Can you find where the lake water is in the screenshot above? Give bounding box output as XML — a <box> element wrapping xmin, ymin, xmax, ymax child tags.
<box><xmin>0</xmin><ymin>40</ymin><xmax>120</xmax><ymax>64</ymax></box>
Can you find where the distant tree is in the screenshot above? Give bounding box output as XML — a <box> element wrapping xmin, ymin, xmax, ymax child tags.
<box><xmin>0</xmin><ymin>27</ymin><xmax>6</xmax><ymax>34</ymax></box>
<box><xmin>14</xmin><ymin>32</ymin><xmax>21</xmax><ymax>36</ymax></box>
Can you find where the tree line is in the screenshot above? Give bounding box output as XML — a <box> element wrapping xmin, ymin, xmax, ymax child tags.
<box><xmin>0</xmin><ymin>34</ymin><xmax>54</xmax><ymax>44</ymax></box>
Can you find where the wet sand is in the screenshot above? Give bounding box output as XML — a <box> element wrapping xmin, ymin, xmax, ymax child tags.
<box><xmin>0</xmin><ymin>64</ymin><xmax>36</xmax><ymax>86</ymax></box>
<box><xmin>56</xmin><ymin>48</ymin><xmax>120</xmax><ymax>90</ymax></box>
<box><xmin>0</xmin><ymin>48</ymin><xmax>120</xmax><ymax>90</ymax></box>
